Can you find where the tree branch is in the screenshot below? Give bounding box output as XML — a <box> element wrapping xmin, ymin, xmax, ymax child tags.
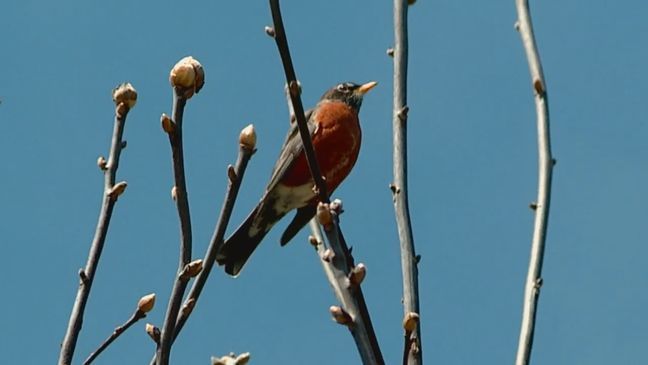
<box><xmin>172</xmin><ymin>126</ymin><xmax>256</xmax><ymax>341</ymax></box>
<box><xmin>83</xmin><ymin>294</ymin><xmax>155</xmax><ymax>365</ymax></box>
<box><xmin>309</xmin><ymin>217</ymin><xmax>384</xmax><ymax>364</ymax></box>
<box><xmin>58</xmin><ymin>83</ymin><xmax>137</xmax><ymax>365</ymax></box>
<box><xmin>268</xmin><ymin>0</ymin><xmax>328</xmax><ymax>204</ymax></box>
<box><xmin>157</xmin><ymin>56</ymin><xmax>205</xmax><ymax>365</ymax></box>
<box><xmin>392</xmin><ymin>1</ymin><xmax>422</xmax><ymax>364</ymax></box>
<box><xmin>268</xmin><ymin>1</ymin><xmax>384</xmax><ymax>363</ymax></box>
<box><xmin>513</xmin><ymin>1</ymin><xmax>554</xmax><ymax>365</ymax></box>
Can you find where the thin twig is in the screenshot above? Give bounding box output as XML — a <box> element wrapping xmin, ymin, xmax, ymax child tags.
<box><xmin>268</xmin><ymin>1</ymin><xmax>384</xmax><ymax>363</ymax></box>
<box><xmin>392</xmin><ymin>1</ymin><xmax>422</xmax><ymax>364</ymax></box>
<box><xmin>172</xmin><ymin>139</ymin><xmax>255</xmax><ymax>338</ymax></box>
<box><xmin>148</xmin><ymin>135</ymin><xmax>255</xmax><ymax>365</ymax></box>
<box><xmin>514</xmin><ymin>1</ymin><xmax>554</xmax><ymax>365</ymax></box>
<box><xmin>58</xmin><ymin>84</ymin><xmax>137</xmax><ymax>365</ymax></box>
<box><xmin>157</xmin><ymin>89</ymin><xmax>194</xmax><ymax>365</ymax></box>
<box><xmin>148</xmin><ymin>141</ymin><xmax>254</xmax><ymax>365</ymax></box>
<box><xmin>83</xmin><ymin>309</ymin><xmax>147</xmax><ymax>365</ymax></box>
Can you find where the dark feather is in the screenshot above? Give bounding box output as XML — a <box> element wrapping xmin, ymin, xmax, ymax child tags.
<box><xmin>280</xmin><ymin>205</ymin><xmax>317</xmax><ymax>246</ymax></box>
<box><xmin>216</xmin><ymin>205</ymin><xmax>271</xmax><ymax>276</ymax></box>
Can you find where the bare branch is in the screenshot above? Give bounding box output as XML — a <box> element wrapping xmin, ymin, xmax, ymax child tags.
<box><xmin>172</xmin><ymin>127</ymin><xmax>256</xmax><ymax>340</ymax></box>
<box><xmin>513</xmin><ymin>1</ymin><xmax>554</xmax><ymax>364</ymax></box>
<box><xmin>157</xmin><ymin>56</ymin><xmax>205</xmax><ymax>365</ymax></box>
<box><xmin>392</xmin><ymin>1</ymin><xmax>422</xmax><ymax>364</ymax></box>
<box><xmin>268</xmin><ymin>0</ymin><xmax>329</xmax><ymax>204</ymax></box>
<box><xmin>83</xmin><ymin>294</ymin><xmax>155</xmax><ymax>365</ymax></box>
<box><xmin>58</xmin><ymin>83</ymin><xmax>137</xmax><ymax>365</ymax></box>
<box><xmin>309</xmin><ymin>218</ymin><xmax>384</xmax><ymax>364</ymax></box>
<box><xmin>268</xmin><ymin>0</ymin><xmax>384</xmax><ymax>363</ymax></box>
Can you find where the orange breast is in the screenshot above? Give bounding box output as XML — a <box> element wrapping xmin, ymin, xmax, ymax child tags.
<box><xmin>282</xmin><ymin>101</ymin><xmax>362</xmax><ymax>192</ymax></box>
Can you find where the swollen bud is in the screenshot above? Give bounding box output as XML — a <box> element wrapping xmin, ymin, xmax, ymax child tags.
<box><xmin>169</xmin><ymin>56</ymin><xmax>205</xmax><ymax>98</ymax></box>
<box><xmin>112</xmin><ymin>82</ymin><xmax>138</xmax><ymax>109</ymax></box>
<box><xmin>108</xmin><ymin>181</ymin><xmax>128</xmax><ymax>199</ymax></box>
<box><xmin>145</xmin><ymin>323</ymin><xmax>161</xmax><ymax>344</ymax></box>
<box><xmin>403</xmin><ymin>312</ymin><xmax>420</xmax><ymax>332</ymax></box>
<box><xmin>349</xmin><ymin>263</ymin><xmax>367</xmax><ymax>286</ymax></box>
<box><xmin>316</xmin><ymin>202</ymin><xmax>332</xmax><ymax>227</ymax></box>
<box><xmin>160</xmin><ymin>113</ymin><xmax>175</xmax><ymax>134</ymax></box>
<box><xmin>186</xmin><ymin>259</ymin><xmax>204</xmax><ymax>278</ymax></box>
<box><xmin>97</xmin><ymin>156</ymin><xmax>107</xmax><ymax>171</ymax></box>
<box><xmin>137</xmin><ymin>293</ymin><xmax>156</xmax><ymax>314</ymax></box>
<box><xmin>211</xmin><ymin>352</ymin><xmax>251</xmax><ymax>365</ymax></box>
<box><xmin>239</xmin><ymin>124</ymin><xmax>257</xmax><ymax>151</ymax></box>
<box><xmin>330</xmin><ymin>306</ymin><xmax>352</xmax><ymax>325</ymax></box>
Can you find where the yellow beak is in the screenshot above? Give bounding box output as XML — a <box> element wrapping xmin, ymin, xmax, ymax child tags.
<box><xmin>357</xmin><ymin>81</ymin><xmax>378</xmax><ymax>95</ymax></box>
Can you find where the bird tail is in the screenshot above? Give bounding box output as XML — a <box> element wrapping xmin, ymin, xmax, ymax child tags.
<box><xmin>216</xmin><ymin>206</ymin><xmax>269</xmax><ymax>277</ymax></box>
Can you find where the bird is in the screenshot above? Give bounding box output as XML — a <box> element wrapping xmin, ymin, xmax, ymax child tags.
<box><xmin>216</xmin><ymin>81</ymin><xmax>377</xmax><ymax>276</ymax></box>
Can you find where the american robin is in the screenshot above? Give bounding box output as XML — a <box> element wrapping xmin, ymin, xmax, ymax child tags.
<box><xmin>216</xmin><ymin>81</ymin><xmax>377</xmax><ymax>276</ymax></box>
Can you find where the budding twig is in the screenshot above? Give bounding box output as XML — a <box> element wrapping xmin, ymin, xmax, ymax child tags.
<box><xmin>392</xmin><ymin>1</ymin><xmax>422</xmax><ymax>364</ymax></box>
<box><xmin>82</xmin><ymin>294</ymin><xmax>155</xmax><ymax>365</ymax></box>
<box><xmin>514</xmin><ymin>1</ymin><xmax>554</xmax><ymax>364</ymax></box>
<box><xmin>157</xmin><ymin>57</ymin><xmax>205</xmax><ymax>365</ymax></box>
<box><xmin>58</xmin><ymin>83</ymin><xmax>137</xmax><ymax>365</ymax></box>
<box><xmin>149</xmin><ymin>125</ymin><xmax>256</xmax><ymax>365</ymax></box>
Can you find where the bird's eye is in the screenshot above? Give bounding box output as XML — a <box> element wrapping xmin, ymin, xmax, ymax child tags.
<box><xmin>336</xmin><ymin>84</ymin><xmax>348</xmax><ymax>92</ymax></box>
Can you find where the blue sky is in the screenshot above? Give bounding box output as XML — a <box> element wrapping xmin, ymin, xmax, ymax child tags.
<box><xmin>2</xmin><ymin>0</ymin><xmax>647</xmax><ymax>364</ymax></box>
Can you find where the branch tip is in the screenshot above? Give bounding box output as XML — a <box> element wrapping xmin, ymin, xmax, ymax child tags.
<box><xmin>169</xmin><ymin>56</ymin><xmax>205</xmax><ymax>99</ymax></box>
<box><xmin>145</xmin><ymin>323</ymin><xmax>161</xmax><ymax>344</ymax></box>
<box><xmin>137</xmin><ymin>293</ymin><xmax>156</xmax><ymax>314</ymax></box>
<box><xmin>212</xmin><ymin>352</ymin><xmax>251</xmax><ymax>365</ymax></box>
<box><xmin>239</xmin><ymin>124</ymin><xmax>257</xmax><ymax>151</ymax></box>
<box><xmin>112</xmin><ymin>82</ymin><xmax>138</xmax><ymax>109</ymax></box>
<box><xmin>386</xmin><ymin>48</ymin><xmax>395</xmax><ymax>57</ymax></box>
<box><xmin>529</xmin><ymin>202</ymin><xmax>538</xmax><ymax>210</ymax></box>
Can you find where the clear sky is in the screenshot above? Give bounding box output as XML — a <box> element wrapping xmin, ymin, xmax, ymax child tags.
<box><xmin>2</xmin><ymin>1</ymin><xmax>647</xmax><ymax>364</ymax></box>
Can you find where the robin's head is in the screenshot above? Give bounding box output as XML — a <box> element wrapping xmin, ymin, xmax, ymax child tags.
<box><xmin>320</xmin><ymin>81</ymin><xmax>377</xmax><ymax>110</ymax></box>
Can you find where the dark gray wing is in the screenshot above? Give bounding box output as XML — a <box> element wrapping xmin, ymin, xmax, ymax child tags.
<box><xmin>265</xmin><ymin>108</ymin><xmax>316</xmax><ymax>192</ymax></box>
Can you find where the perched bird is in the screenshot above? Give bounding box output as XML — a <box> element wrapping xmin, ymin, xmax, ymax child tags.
<box><xmin>216</xmin><ymin>81</ymin><xmax>377</xmax><ymax>276</ymax></box>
